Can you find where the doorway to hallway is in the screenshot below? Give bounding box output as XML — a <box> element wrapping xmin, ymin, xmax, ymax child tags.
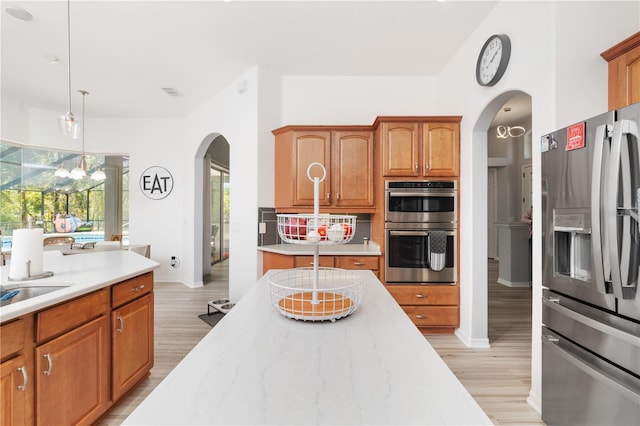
<box><xmin>210</xmin><ymin>165</ymin><xmax>229</xmax><ymax>265</ymax></box>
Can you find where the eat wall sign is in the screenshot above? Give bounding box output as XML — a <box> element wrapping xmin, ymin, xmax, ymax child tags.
<box><xmin>140</xmin><ymin>166</ymin><xmax>174</xmax><ymax>200</ymax></box>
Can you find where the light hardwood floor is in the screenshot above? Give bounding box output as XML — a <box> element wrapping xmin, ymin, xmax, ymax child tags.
<box><xmin>100</xmin><ymin>259</ymin><xmax>544</xmax><ymax>425</ymax></box>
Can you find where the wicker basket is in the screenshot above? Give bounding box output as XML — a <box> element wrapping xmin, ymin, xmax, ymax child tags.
<box><xmin>268</xmin><ymin>268</ymin><xmax>363</xmax><ymax>322</ymax></box>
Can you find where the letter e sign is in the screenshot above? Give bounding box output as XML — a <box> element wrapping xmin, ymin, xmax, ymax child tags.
<box><xmin>140</xmin><ymin>166</ymin><xmax>174</xmax><ymax>200</ymax></box>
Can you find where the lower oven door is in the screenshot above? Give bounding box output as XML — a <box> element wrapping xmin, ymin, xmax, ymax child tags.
<box><xmin>385</xmin><ymin>228</ymin><xmax>456</xmax><ymax>283</ymax></box>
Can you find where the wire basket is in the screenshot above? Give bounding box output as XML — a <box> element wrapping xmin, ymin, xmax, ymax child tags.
<box><xmin>277</xmin><ymin>214</ymin><xmax>356</xmax><ymax>244</ymax></box>
<box><xmin>268</xmin><ymin>268</ymin><xmax>363</xmax><ymax>321</ymax></box>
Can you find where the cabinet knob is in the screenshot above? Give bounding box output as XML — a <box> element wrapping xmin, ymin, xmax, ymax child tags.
<box><xmin>17</xmin><ymin>366</ymin><xmax>28</xmax><ymax>391</ymax></box>
<box><xmin>415</xmin><ymin>314</ymin><xmax>427</xmax><ymax>319</ymax></box>
<box><xmin>425</xmin><ymin>162</ymin><xmax>430</xmax><ymax>172</ymax></box>
<box><xmin>336</xmin><ymin>193</ymin><xmax>340</xmax><ymax>201</ymax></box>
<box><xmin>326</xmin><ymin>193</ymin><xmax>331</xmax><ymax>202</ymax></box>
<box><xmin>353</xmin><ymin>262</ymin><xmax>365</xmax><ymax>266</ymax></box>
<box><xmin>131</xmin><ymin>285</ymin><xmax>145</xmax><ymax>292</ymax></box>
<box><xmin>415</xmin><ymin>294</ymin><xmax>427</xmax><ymax>298</ymax></box>
<box><xmin>414</xmin><ymin>163</ymin><xmax>419</xmax><ymax>172</ymax></box>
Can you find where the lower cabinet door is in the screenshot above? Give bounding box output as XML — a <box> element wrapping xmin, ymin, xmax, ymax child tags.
<box><xmin>35</xmin><ymin>316</ymin><xmax>109</xmax><ymax>426</ymax></box>
<box><xmin>112</xmin><ymin>293</ymin><xmax>154</xmax><ymax>400</ymax></box>
<box><xmin>0</xmin><ymin>355</ymin><xmax>28</xmax><ymax>426</ymax></box>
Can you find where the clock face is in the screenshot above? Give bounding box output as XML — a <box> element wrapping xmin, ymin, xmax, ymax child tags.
<box><xmin>476</xmin><ymin>34</ymin><xmax>511</xmax><ymax>86</ymax></box>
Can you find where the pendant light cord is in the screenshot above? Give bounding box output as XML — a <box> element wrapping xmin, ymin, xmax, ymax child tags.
<box><xmin>66</xmin><ymin>0</ymin><xmax>72</xmax><ymax>112</ymax></box>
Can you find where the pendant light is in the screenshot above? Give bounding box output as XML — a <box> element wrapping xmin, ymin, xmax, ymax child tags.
<box><xmin>58</xmin><ymin>0</ymin><xmax>79</xmax><ymax>138</ymax></box>
<box><xmin>496</xmin><ymin>107</ymin><xmax>526</xmax><ymax>139</ymax></box>
<box><xmin>91</xmin><ymin>168</ymin><xmax>106</xmax><ymax>180</ymax></box>
<box><xmin>70</xmin><ymin>90</ymin><xmax>89</xmax><ymax>179</ymax></box>
<box><xmin>54</xmin><ymin>164</ymin><xmax>70</xmax><ymax>178</ymax></box>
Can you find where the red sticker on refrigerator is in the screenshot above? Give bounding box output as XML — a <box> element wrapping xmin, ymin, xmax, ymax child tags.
<box><xmin>566</xmin><ymin>122</ymin><xmax>585</xmax><ymax>150</ymax></box>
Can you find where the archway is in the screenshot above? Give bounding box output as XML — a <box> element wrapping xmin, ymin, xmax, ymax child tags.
<box><xmin>194</xmin><ymin>133</ymin><xmax>230</xmax><ymax>285</ymax></box>
<box><xmin>465</xmin><ymin>89</ymin><xmax>531</xmax><ymax>346</ymax></box>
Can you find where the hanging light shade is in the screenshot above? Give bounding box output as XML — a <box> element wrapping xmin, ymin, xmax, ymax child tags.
<box><xmin>70</xmin><ymin>156</ymin><xmax>87</xmax><ymax>179</ymax></box>
<box><xmin>70</xmin><ymin>90</ymin><xmax>89</xmax><ymax>180</ymax></box>
<box><xmin>54</xmin><ymin>164</ymin><xmax>70</xmax><ymax>178</ymax></box>
<box><xmin>91</xmin><ymin>169</ymin><xmax>106</xmax><ymax>180</ymax></box>
<box><xmin>58</xmin><ymin>0</ymin><xmax>78</xmax><ymax>138</ymax></box>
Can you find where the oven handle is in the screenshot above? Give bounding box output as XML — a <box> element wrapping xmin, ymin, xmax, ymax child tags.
<box><xmin>387</xmin><ymin>191</ymin><xmax>456</xmax><ymax>198</ymax></box>
<box><xmin>388</xmin><ymin>230</ymin><xmax>455</xmax><ymax>237</ymax></box>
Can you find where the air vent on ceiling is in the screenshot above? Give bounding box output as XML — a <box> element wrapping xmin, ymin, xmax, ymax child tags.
<box><xmin>162</xmin><ymin>87</ymin><xmax>183</xmax><ymax>97</ymax></box>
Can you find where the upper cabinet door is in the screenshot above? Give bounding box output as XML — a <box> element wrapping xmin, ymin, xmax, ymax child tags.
<box><xmin>422</xmin><ymin>123</ymin><xmax>459</xmax><ymax>176</ymax></box>
<box><xmin>381</xmin><ymin>122</ymin><xmax>420</xmax><ymax>177</ymax></box>
<box><xmin>291</xmin><ymin>132</ymin><xmax>331</xmax><ymax>207</ymax></box>
<box><xmin>332</xmin><ymin>131</ymin><xmax>374</xmax><ymax>208</ymax></box>
<box><xmin>601</xmin><ymin>32</ymin><xmax>640</xmax><ymax>110</ymax></box>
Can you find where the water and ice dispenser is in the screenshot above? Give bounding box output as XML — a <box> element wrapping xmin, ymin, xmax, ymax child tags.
<box><xmin>553</xmin><ymin>209</ymin><xmax>592</xmax><ymax>282</ymax></box>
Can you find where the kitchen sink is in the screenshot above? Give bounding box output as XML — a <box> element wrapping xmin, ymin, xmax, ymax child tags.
<box><xmin>0</xmin><ymin>285</ymin><xmax>70</xmax><ymax>307</ymax></box>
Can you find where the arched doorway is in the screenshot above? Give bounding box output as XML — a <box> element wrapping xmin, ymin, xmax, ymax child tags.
<box><xmin>194</xmin><ymin>133</ymin><xmax>230</xmax><ymax>284</ymax></box>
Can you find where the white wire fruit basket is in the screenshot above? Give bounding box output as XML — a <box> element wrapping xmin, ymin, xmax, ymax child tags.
<box><xmin>277</xmin><ymin>213</ymin><xmax>356</xmax><ymax>244</ymax></box>
<box><xmin>270</xmin><ymin>162</ymin><xmax>362</xmax><ymax>322</ymax></box>
<box><xmin>268</xmin><ymin>268</ymin><xmax>363</xmax><ymax>322</ymax></box>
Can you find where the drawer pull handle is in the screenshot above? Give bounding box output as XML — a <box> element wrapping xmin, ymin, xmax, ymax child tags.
<box><xmin>43</xmin><ymin>354</ymin><xmax>53</xmax><ymax>376</ymax></box>
<box><xmin>415</xmin><ymin>294</ymin><xmax>427</xmax><ymax>298</ymax></box>
<box><xmin>415</xmin><ymin>314</ymin><xmax>427</xmax><ymax>319</ymax></box>
<box><xmin>116</xmin><ymin>316</ymin><xmax>124</xmax><ymax>333</ymax></box>
<box><xmin>131</xmin><ymin>285</ymin><xmax>145</xmax><ymax>292</ymax></box>
<box><xmin>353</xmin><ymin>262</ymin><xmax>365</xmax><ymax>266</ymax></box>
<box><xmin>17</xmin><ymin>367</ymin><xmax>27</xmax><ymax>391</ymax></box>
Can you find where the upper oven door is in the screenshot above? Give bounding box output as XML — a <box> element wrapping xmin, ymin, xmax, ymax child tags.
<box><xmin>385</xmin><ymin>189</ymin><xmax>456</xmax><ymax>223</ymax></box>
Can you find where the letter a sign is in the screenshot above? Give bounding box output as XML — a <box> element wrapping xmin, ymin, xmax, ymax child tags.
<box><xmin>140</xmin><ymin>166</ymin><xmax>174</xmax><ymax>200</ymax></box>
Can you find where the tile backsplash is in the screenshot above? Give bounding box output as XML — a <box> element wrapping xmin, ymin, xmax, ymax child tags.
<box><xmin>258</xmin><ymin>207</ymin><xmax>372</xmax><ymax>246</ymax></box>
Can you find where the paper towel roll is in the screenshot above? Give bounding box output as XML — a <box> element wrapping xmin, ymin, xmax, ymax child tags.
<box><xmin>9</xmin><ymin>228</ymin><xmax>44</xmax><ymax>280</ymax></box>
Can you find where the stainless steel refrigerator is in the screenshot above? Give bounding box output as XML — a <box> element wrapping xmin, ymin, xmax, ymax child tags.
<box><xmin>541</xmin><ymin>102</ymin><xmax>640</xmax><ymax>425</ymax></box>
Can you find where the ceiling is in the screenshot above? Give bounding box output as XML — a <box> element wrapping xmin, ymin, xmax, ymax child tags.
<box><xmin>2</xmin><ymin>0</ymin><xmax>506</xmax><ymax>120</ymax></box>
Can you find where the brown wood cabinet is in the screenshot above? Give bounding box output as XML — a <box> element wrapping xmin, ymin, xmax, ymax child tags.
<box><xmin>35</xmin><ymin>316</ymin><xmax>109</xmax><ymax>426</ymax></box>
<box><xmin>601</xmin><ymin>31</ymin><xmax>640</xmax><ymax>110</ymax></box>
<box><xmin>379</xmin><ymin>118</ymin><xmax>460</xmax><ymax>177</ymax></box>
<box><xmin>385</xmin><ymin>285</ymin><xmax>459</xmax><ymax>334</ymax></box>
<box><xmin>112</xmin><ymin>293</ymin><xmax>154</xmax><ymax>401</ymax></box>
<box><xmin>273</xmin><ymin>127</ymin><xmax>374</xmax><ymax>212</ymax></box>
<box><xmin>0</xmin><ymin>272</ymin><xmax>154</xmax><ymax>426</ymax></box>
<box><xmin>262</xmin><ymin>251</ymin><xmax>379</xmax><ymax>276</ymax></box>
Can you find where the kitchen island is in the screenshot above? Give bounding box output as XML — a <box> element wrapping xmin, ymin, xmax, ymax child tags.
<box><xmin>124</xmin><ymin>270</ymin><xmax>491</xmax><ymax>425</ymax></box>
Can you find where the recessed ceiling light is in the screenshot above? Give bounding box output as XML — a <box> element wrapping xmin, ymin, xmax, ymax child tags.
<box><xmin>162</xmin><ymin>87</ymin><xmax>184</xmax><ymax>97</ymax></box>
<box><xmin>5</xmin><ymin>6</ymin><xmax>33</xmax><ymax>21</ymax></box>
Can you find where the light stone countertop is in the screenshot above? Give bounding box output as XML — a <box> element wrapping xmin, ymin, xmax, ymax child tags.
<box><xmin>258</xmin><ymin>242</ymin><xmax>381</xmax><ymax>256</ymax></box>
<box><xmin>0</xmin><ymin>250</ymin><xmax>160</xmax><ymax>323</ymax></box>
<box><xmin>124</xmin><ymin>269</ymin><xmax>491</xmax><ymax>425</ymax></box>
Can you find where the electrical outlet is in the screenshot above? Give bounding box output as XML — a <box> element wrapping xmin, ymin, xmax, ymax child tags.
<box><xmin>171</xmin><ymin>256</ymin><xmax>180</xmax><ymax>268</ymax></box>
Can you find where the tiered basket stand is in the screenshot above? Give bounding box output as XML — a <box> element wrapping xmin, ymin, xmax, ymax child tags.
<box><xmin>269</xmin><ymin>163</ymin><xmax>362</xmax><ymax>322</ymax></box>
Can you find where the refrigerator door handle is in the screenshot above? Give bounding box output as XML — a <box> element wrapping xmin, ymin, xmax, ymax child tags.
<box><xmin>607</xmin><ymin>119</ymin><xmax>639</xmax><ymax>299</ymax></box>
<box><xmin>591</xmin><ymin>124</ymin><xmax>611</xmax><ymax>295</ymax></box>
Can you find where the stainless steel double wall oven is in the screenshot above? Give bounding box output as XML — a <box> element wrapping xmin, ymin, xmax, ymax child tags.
<box><xmin>384</xmin><ymin>180</ymin><xmax>457</xmax><ymax>284</ymax></box>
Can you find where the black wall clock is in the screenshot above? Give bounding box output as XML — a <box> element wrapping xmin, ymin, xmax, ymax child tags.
<box><xmin>476</xmin><ymin>34</ymin><xmax>511</xmax><ymax>87</ymax></box>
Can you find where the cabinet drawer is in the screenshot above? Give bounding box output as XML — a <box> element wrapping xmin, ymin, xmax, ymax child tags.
<box><xmin>401</xmin><ymin>306</ymin><xmax>459</xmax><ymax>327</ymax></box>
<box><xmin>36</xmin><ymin>289</ymin><xmax>108</xmax><ymax>343</ymax></box>
<box><xmin>293</xmin><ymin>256</ymin><xmax>335</xmax><ymax>268</ymax></box>
<box><xmin>386</xmin><ymin>285</ymin><xmax>458</xmax><ymax>306</ymax></box>
<box><xmin>112</xmin><ymin>273</ymin><xmax>153</xmax><ymax>308</ymax></box>
<box><xmin>0</xmin><ymin>318</ymin><xmax>25</xmax><ymax>360</ymax></box>
<box><xmin>335</xmin><ymin>256</ymin><xmax>378</xmax><ymax>271</ymax></box>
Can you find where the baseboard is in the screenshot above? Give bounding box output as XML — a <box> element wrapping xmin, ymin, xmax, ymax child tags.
<box><xmin>154</xmin><ymin>277</ymin><xmax>204</xmax><ymax>288</ymax></box>
<box><xmin>527</xmin><ymin>389</ymin><xmax>542</xmax><ymax>415</ymax></box>
<box><xmin>454</xmin><ymin>328</ymin><xmax>491</xmax><ymax>348</ymax></box>
<box><xmin>497</xmin><ymin>277</ymin><xmax>531</xmax><ymax>288</ymax></box>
